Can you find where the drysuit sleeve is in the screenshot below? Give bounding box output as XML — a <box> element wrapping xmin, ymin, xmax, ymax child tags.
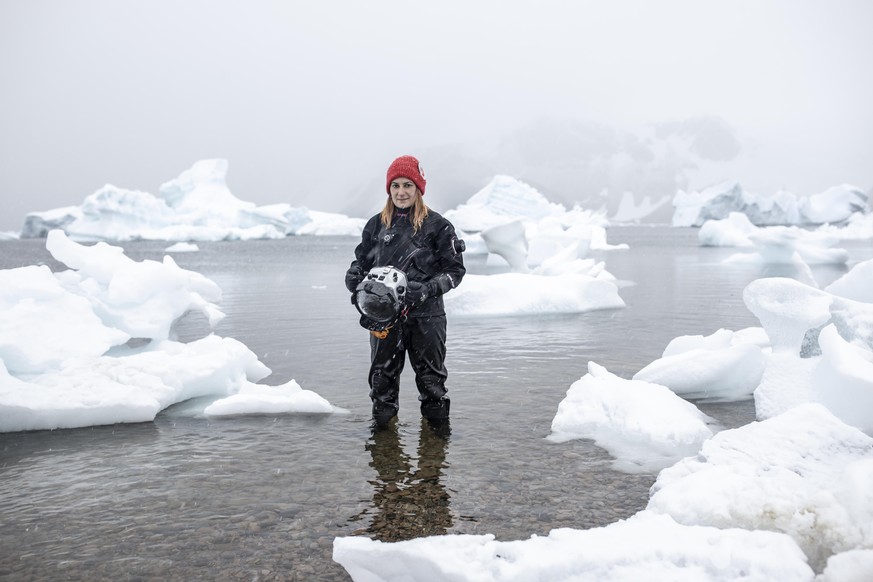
<box><xmin>345</xmin><ymin>216</ymin><xmax>380</xmax><ymax>291</ymax></box>
<box><xmin>427</xmin><ymin>221</ymin><xmax>466</xmax><ymax>297</ymax></box>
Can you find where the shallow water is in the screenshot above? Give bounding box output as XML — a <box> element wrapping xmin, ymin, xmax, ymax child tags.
<box><xmin>1</xmin><ymin>227</ymin><xmax>870</xmax><ymax>581</ymax></box>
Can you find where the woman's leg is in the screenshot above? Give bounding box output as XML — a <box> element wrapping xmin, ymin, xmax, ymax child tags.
<box><xmin>368</xmin><ymin>326</ymin><xmax>405</xmax><ymax>424</ymax></box>
<box><xmin>406</xmin><ymin>315</ymin><xmax>450</xmax><ymax>420</ymax></box>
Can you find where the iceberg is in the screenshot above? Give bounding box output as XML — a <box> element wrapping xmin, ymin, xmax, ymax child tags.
<box><xmin>19</xmin><ymin>159</ymin><xmax>366</xmax><ymax>242</ymax></box>
<box><xmin>673</xmin><ymin>181</ymin><xmax>868</xmax><ymax>227</ymax></box>
<box><xmin>444</xmin><ymin>175</ymin><xmax>571</xmax><ymax>233</ymax></box>
<box><xmin>447</xmin><ymin>175</ymin><xmax>625</xmax><ymax>275</ymax></box>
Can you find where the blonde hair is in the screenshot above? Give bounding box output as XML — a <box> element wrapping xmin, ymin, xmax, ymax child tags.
<box><xmin>380</xmin><ymin>192</ymin><xmax>429</xmax><ymax>232</ymax></box>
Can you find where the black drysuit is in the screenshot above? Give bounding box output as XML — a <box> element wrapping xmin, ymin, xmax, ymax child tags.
<box><xmin>346</xmin><ymin>209</ymin><xmax>465</xmax><ymax>423</ymax></box>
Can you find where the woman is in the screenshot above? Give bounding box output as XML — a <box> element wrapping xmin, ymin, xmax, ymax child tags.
<box><xmin>345</xmin><ymin>155</ymin><xmax>466</xmax><ymax>427</ymax></box>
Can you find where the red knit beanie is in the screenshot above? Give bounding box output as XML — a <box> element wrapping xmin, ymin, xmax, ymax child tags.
<box><xmin>385</xmin><ymin>155</ymin><xmax>426</xmax><ymax>196</ymax></box>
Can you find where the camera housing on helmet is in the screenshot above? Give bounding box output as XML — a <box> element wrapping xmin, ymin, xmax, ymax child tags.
<box><xmin>354</xmin><ymin>266</ymin><xmax>408</xmax><ymax>331</ymax></box>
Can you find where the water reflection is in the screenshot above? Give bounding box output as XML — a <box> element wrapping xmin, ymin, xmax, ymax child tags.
<box><xmin>350</xmin><ymin>419</ymin><xmax>452</xmax><ymax>541</ymax></box>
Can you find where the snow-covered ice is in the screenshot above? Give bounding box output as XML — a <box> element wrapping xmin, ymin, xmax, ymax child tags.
<box><xmin>444</xmin><ymin>271</ymin><xmax>624</xmax><ymax>317</ymax></box>
<box><xmin>548</xmin><ymin>362</ymin><xmax>716</xmax><ymax>473</ymax></box>
<box><xmin>633</xmin><ymin>327</ymin><xmax>769</xmax><ymax>402</ymax></box>
<box><xmin>0</xmin><ymin>230</ymin><xmax>343</xmax><ymax>432</ymax></box>
<box><xmin>700</xmin><ymin>213</ymin><xmax>849</xmax><ymax>265</ymax></box>
<box><xmin>647</xmin><ymin>403</ymin><xmax>873</xmax><ymax>571</ymax></box>
<box><xmin>440</xmin><ymin>176</ymin><xmax>628</xmax><ymax>315</ymax></box>
<box><xmin>333</xmin><ymin>252</ymin><xmax>873</xmax><ymax>582</ymax></box>
<box><xmin>335</xmin><ymin>402</ymin><xmax>873</xmax><ymax>582</ymax></box>
<box><xmin>19</xmin><ymin>159</ymin><xmax>365</xmax><ymax>242</ymax></box>
<box><xmin>164</xmin><ymin>241</ymin><xmax>200</xmax><ymax>252</ymax></box>
<box><xmin>444</xmin><ymin>175</ymin><xmax>573</xmax><ymax>233</ymax></box>
<box><xmin>334</xmin><ymin>510</ymin><xmax>815</xmax><ymax>582</ymax></box>
<box><xmin>446</xmin><ymin>175</ymin><xmax>625</xmax><ymax>267</ymax></box>
<box><xmin>673</xmin><ymin>181</ymin><xmax>868</xmax><ymax>227</ymax></box>
<box><xmin>742</xmin><ymin>261</ymin><xmax>873</xmax><ymax>432</ymax></box>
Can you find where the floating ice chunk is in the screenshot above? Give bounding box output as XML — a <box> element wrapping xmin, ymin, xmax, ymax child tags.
<box><xmin>699</xmin><ymin>212</ymin><xmax>757</xmax><ymax>247</ymax></box>
<box><xmin>480</xmin><ymin>219</ymin><xmax>529</xmax><ymax>273</ymax></box>
<box><xmin>648</xmin><ymin>403</ymin><xmax>873</xmax><ymax>571</ymax></box>
<box><xmin>743</xmin><ymin>278</ymin><xmax>833</xmax><ymax>353</ymax></box>
<box><xmin>659</xmin><ymin>327</ymin><xmax>771</xmax><ymax>354</ymax></box>
<box><xmin>753</xmin><ymin>352</ymin><xmax>819</xmax><ymax>420</ymax></box>
<box><xmin>0</xmin><ymin>233</ymin><xmax>341</xmax><ymax>432</ymax></box>
<box><xmin>0</xmin><ymin>264</ymin><xmax>129</xmax><ymax>373</ymax></box>
<box><xmin>674</xmin><ymin>181</ymin><xmax>867</xmax><ymax>227</ymax></box>
<box><xmin>634</xmin><ymin>329</ymin><xmax>767</xmax><ymax>402</ymax></box>
<box><xmin>0</xmin><ymin>335</ymin><xmax>270</xmax><ymax>432</ymax></box>
<box><xmin>164</xmin><ymin>242</ymin><xmax>199</xmax><ymax>252</ymax></box>
<box><xmin>19</xmin><ymin>159</ymin><xmax>367</xmax><ymax>241</ymax></box>
<box><xmin>800</xmin><ymin>184</ymin><xmax>868</xmax><ymax>225</ymax></box>
<box><xmin>295</xmin><ymin>210</ymin><xmax>366</xmax><ymax>236</ymax></box>
<box><xmin>826</xmin><ymin>258</ymin><xmax>873</xmax><ymax>303</ymax></box>
<box><xmin>817</xmin><ymin>549</ymin><xmax>873</xmax><ymax>582</ymax></box>
<box><xmin>811</xmin><ymin>325</ymin><xmax>873</xmax><ymax>433</ymax></box>
<box><xmin>444</xmin><ymin>175</ymin><xmax>568</xmax><ymax>233</ymax></box>
<box><xmin>333</xmin><ymin>511</ymin><xmax>813</xmax><ymax>582</ymax></box>
<box><xmin>444</xmin><ymin>272</ymin><xmax>624</xmax><ymax>317</ymax></box>
<box><xmin>548</xmin><ymin>362</ymin><xmax>715</xmax><ymax>473</ymax></box>
<box><xmin>46</xmin><ymin>230</ymin><xmax>224</xmax><ymax>340</ymax></box>
<box><xmin>818</xmin><ymin>211</ymin><xmax>873</xmax><ymax>240</ymax></box>
<box><xmin>722</xmin><ymin>227</ymin><xmax>849</xmax><ymax>266</ymax></box>
<box><xmin>204</xmin><ymin>379</ymin><xmax>345</xmax><ymax>416</ymax></box>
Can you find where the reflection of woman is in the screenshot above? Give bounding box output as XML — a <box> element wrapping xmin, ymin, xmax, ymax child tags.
<box><xmin>345</xmin><ymin>155</ymin><xmax>465</xmax><ymax>426</ymax></box>
<box><xmin>351</xmin><ymin>420</ymin><xmax>452</xmax><ymax>542</ymax></box>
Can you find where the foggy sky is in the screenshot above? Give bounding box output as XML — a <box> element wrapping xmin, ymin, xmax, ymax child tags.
<box><xmin>2</xmin><ymin>0</ymin><xmax>872</xmax><ymax>231</ymax></box>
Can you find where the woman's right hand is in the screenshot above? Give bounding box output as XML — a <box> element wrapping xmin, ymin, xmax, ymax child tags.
<box><xmin>345</xmin><ymin>265</ymin><xmax>365</xmax><ymax>292</ymax></box>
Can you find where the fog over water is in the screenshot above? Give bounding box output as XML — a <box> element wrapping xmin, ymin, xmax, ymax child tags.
<box><xmin>1</xmin><ymin>0</ymin><xmax>872</xmax><ymax>231</ymax></box>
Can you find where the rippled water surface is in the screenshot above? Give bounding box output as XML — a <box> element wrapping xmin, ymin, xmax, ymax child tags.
<box><xmin>1</xmin><ymin>227</ymin><xmax>870</xmax><ymax>581</ymax></box>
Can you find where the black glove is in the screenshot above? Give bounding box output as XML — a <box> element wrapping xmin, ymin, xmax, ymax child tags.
<box><xmin>405</xmin><ymin>281</ymin><xmax>430</xmax><ymax>307</ymax></box>
<box><xmin>345</xmin><ymin>265</ymin><xmax>365</xmax><ymax>293</ymax></box>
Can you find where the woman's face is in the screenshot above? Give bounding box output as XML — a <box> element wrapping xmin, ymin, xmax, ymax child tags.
<box><xmin>389</xmin><ymin>177</ymin><xmax>418</xmax><ymax>209</ymax></box>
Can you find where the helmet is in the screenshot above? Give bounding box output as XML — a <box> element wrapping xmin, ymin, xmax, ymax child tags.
<box><xmin>354</xmin><ymin>266</ymin><xmax>408</xmax><ymax>331</ymax></box>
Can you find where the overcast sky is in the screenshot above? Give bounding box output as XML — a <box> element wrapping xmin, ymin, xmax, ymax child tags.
<box><xmin>2</xmin><ymin>0</ymin><xmax>872</xmax><ymax>231</ymax></box>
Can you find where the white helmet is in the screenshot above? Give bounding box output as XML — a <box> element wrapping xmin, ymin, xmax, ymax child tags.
<box><xmin>354</xmin><ymin>266</ymin><xmax>408</xmax><ymax>330</ymax></box>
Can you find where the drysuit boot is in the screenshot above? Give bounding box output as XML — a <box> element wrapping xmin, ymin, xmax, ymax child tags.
<box><xmin>420</xmin><ymin>397</ymin><xmax>450</xmax><ymax>420</ymax></box>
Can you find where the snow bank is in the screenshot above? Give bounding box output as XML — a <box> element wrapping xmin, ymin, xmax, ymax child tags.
<box><xmin>0</xmin><ymin>230</ymin><xmax>342</xmax><ymax>432</ymax></box>
<box><xmin>20</xmin><ymin>159</ymin><xmax>365</xmax><ymax>241</ymax></box>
